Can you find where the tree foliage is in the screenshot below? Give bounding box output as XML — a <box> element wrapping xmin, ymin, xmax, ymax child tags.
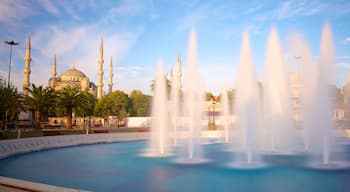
<box><xmin>94</xmin><ymin>90</ymin><xmax>129</xmax><ymax>119</ymax></box>
<box><xmin>0</xmin><ymin>79</ymin><xmax>23</xmax><ymax>128</ymax></box>
<box><xmin>74</xmin><ymin>91</ymin><xmax>96</xmax><ymax>117</ymax></box>
<box><xmin>24</xmin><ymin>84</ymin><xmax>55</xmax><ymax>128</ymax></box>
<box><xmin>129</xmin><ymin>90</ymin><xmax>151</xmax><ymax>116</ymax></box>
<box><xmin>56</xmin><ymin>86</ymin><xmax>88</xmax><ymax>129</ymax></box>
<box><xmin>205</xmin><ymin>92</ymin><xmax>214</xmax><ymax>101</ymax></box>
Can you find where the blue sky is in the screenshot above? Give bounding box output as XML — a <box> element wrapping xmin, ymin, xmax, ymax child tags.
<box><xmin>0</xmin><ymin>0</ymin><xmax>349</xmax><ymax>95</ymax></box>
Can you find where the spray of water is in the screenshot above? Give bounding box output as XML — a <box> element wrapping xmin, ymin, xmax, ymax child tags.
<box><xmin>263</xmin><ymin>27</ymin><xmax>297</xmax><ymax>152</ymax></box>
<box><xmin>148</xmin><ymin>59</ymin><xmax>170</xmax><ymax>156</ymax></box>
<box><xmin>170</xmin><ymin>59</ymin><xmax>181</xmax><ymax>146</ymax></box>
<box><xmin>234</xmin><ymin>32</ymin><xmax>261</xmax><ymax>163</ymax></box>
<box><xmin>180</xmin><ymin>29</ymin><xmax>205</xmax><ymax>161</ymax></box>
<box><xmin>288</xmin><ymin>32</ymin><xmax>317</xmax><ymax>152</ymax></box>
<box><xmin>221</xmin><ymin>89</ymin><xmax>231</xmax><ymax>143</ymax></box>
<box><xmin>317</xmin><ymin>22</ymin><xmax>336</xmax><ymax>165</ymax></box>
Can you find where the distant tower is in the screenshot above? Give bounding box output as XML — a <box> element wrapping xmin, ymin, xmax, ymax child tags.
<box><xmin>52</xmin><ymin>54</ymin><xmax>57</xmax><ymax>78</ymax></box>
<box><xmin>169</xmin><ymin>67</ymin><xmax>173</xmax><ymax>83</ymax></box>
<box><xmin>108</xmin><ymin>56</ymin><xmax>113</xmax><ymax>94</ymax></box>
<box><xmin>177</xmin><ymin>51</ymin><xmax>182</xmax><ymax>90</ymax></box>
<box><xmin>23</xmin><ymin>34</ymin><xmax>32</xmax><ymax>95</ymax></box>
<box><xmin>97</xmin><ymin>37</ymin><xmax>104</xmax><ymax>99</ymax></box>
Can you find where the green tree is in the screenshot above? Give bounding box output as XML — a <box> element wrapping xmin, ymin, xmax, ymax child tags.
<box><xmin>94</xmin><ymin>90</ymin><xmax>129</xmax><ymax>119</ymax></box>
<box><xmin>0</xmin><ymin>79</ymin><xmax>23</xmax><ymax>129</ymax></box>
<box><xmin>74</xmin><ymin>91</ymin><xmax>96</xmax><ymax>128</ymax></box>
<box><xmin>24</xmin><ymin>84</ymin><xmax>55</xmax><ymax>128</ymax></box>
<box><xmin>205</xmin><ymin>92</ymin><xmax>214</xmax><ymax>101</ymax></box>
<box><xmin>129</xmin><ymin>90</ymin><xmax>151</xmax><ymax>116</ymax></box>
<box><xmin>56</xmin><ymin>86</ymin><xmax>88</xmax><ymax>129</ymax></box>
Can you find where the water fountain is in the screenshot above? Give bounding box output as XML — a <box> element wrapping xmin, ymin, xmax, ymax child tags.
<box><xmin>283</xmin><ymin>23</ymin><xmax>348</xmax><ymax>168</ymax></box>
<box><xmin>317</xmin><ymin>22</ymin><xmax>336</xmax><ymax>166</ymax></box>
<box><xmin>170</xmin><ymin>54</ymin><xmax>182</xmax><ymax>146</ymax></box>
<box><xmin>230</xmin><ymin>32</ymin><xmax>261</xmax><ymax>166</ymax></box>
<box><xmin>221</xmin><ymin>88</ymin><xmax>231</xmax><ymax>143</ymax></box>
<box><xmin>263</xmin><ymin>27</ymin><xmax>298</xmax><ymax>153</ymax></box>
<box><xmin>147</xmin><ymin>60</ymin><xmax>171</xmax><ymax>156</ymax></box>
<box><xmin>176</xmin><ymin>29</ymin><xmax>206</xmax><ymax>163</ymax></box>
<box><xmin>288</xmin><ymin>32</ymin><xmax>316</xmax><ymax>152</ymax></box>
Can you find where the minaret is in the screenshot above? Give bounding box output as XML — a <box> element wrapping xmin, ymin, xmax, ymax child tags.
<box><xmin>23</xmin><ymin>34</ymin><xmax>32</xmax><ymax>96</ymax></box>
<box><xmin>52</xmin><ymin>54</ymin><xmax>57</xmax><ymax>78</ymax></box>
<box><xmin>108</xmin><ymin>56</ymin><xmax>113</xmax><ymax>94</ymax></box>
<box><xmin>177</xmin><ymin>51</ymin><xmax>182</xmax><ymax>90</ymax></box>
<box><xmin>97</xmin><ymin>37</ymin><xmax>104</xmax><ymax>99</ymax></box>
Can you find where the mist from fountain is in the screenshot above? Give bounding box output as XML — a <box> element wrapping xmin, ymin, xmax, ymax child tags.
<box><xmin>314</xmin><ymin>23</ymin><xmax>336</xmax><ymax>165</ymax></box>
<box><xmin>233</xmin><ymin>32</ymin><xmax>261</xmax><ymax>164</ymax></box>
<box><xmin>221</xmin><ymin>89</ymin><xmax>231</xmax><ymax>143</ymax></box>
<box><xmin>148</xmin><ymin>60</ymin><xmax>171</xmax><ymax>157</ymax></box>
<box><xmin>288</xmin><ymin>32</ymin><xmax>316</xmax><ymax>152</ymax></box>
<box><xmin>170</xmin><ymin>61</ymin><xmax>181</xmax><ymax>146</ymax></box>
<box><xmin>263</xmin><ymin>27</ymin><xmax>298</xmax><ymax>153</ymax></box>
<box><xmin>176</xmin><ymin>29</ymin><xmax>206</xmax><ymax>163</ymax></box>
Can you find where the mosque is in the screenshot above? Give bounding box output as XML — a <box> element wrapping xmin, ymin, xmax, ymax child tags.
<box><xmin>22</xmin><ymin>35</ymin><xmax>114</xmax><ymax>99</ymax></box>
<box><xmin>20</xmin><ymin>35</ymin><xmax>116</xmax><ymax>128</ymax></box>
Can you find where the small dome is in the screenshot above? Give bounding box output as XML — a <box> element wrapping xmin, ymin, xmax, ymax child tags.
<box><xmin>59</xmin><ymin>66</ymin><xmax>87</xmax><ymax>81</ymax></box>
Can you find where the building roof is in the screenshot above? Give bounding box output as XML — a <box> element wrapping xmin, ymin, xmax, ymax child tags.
<box><xmin>58</xmin><ymin>66</ymin><xmax>87</xmax><ymax>81</ymax></box>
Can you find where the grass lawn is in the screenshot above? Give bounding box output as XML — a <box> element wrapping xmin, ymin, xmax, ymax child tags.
<box><xmin>0</xmin><ymin>129</ymin><xmax>43</xmax><ymax>140</ymax></box>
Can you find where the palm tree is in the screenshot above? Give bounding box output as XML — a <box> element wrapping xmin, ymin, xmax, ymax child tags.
<box><xmin>56</xmin><ymin>86</ymin><xmax>88</xmax><ymax>129</ymax></box>
<box><xmin>24</xmin><ymin>84</ymin><xmax>55</xmax><ymax>128</ymax></box>
<box><xmin>0</xmin><ymin>79</ymin><xmax>23</xmax><ymax>129</ymax></box>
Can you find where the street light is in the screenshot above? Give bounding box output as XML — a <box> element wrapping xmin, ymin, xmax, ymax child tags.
<box><xmin>5</xmin><ymin>40</ymin><xmax>19</xmax><ymax>87</ymax></box>
<box><xmin>4</xmin><ymin>40</ymin><xmax>19</xmax><ymax>130</ymax></box>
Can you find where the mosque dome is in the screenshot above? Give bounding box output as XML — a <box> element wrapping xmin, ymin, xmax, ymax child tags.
<box><xmin>59</xmin><ymin>66</ymin><xmax>87</xmax><ymax>81</ymax></box>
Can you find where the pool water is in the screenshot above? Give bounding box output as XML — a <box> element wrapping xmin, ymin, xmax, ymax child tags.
<box><xmin>1</xmin><ymin>141</ymin><xmax>350</xmax><ymax>192</ymax></box>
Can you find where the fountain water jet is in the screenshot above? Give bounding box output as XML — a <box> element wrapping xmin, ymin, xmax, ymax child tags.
<box><xmin>288</xmin><ymin>32</ymin><xmax>316</xmax><ymax>152</ymax></box>
<box><xmin>233</xmin><ymin>32</ymin><xmax>261</xmax><ymax>164</ymax></box>
<box><xmin>176</xmin><ymin>29</ymin><xmax>207</xmax><ymax>164</ymax></box>
<box><xmin>263</xmin><ymin>27</ymin><xmax>298</xmax><ymax>153</ymax></box>
<box><xmin>221</xmin><ymin>89</ymin><xmax>231</xmax><ymax>143</ymax></box>
<box><xmin>170</xmin><ymin>54</ymin><xmax>182</xmax><ymax>146</ymax></box>
<box><xmin>147</xmin><ymin>60</ymin><xmax>171</xmax><ymax>157</ymax></box>
<box><xmin>314</xmin><ymin>22</ymin><xmax>336</xmax><ymax>165</ymax></box>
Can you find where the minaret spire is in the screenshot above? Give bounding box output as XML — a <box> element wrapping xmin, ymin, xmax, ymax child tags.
<box><xmin>108</xmin><ymin>56</ymin><xmax>113</xmax><ymax>94</ymax></box>
<box><xmin>177</xmin><ymin>50</ymin><xmax>182</xmax><ymax>90</ymax></box>
<box><xmin>52</xmin><ymin>54</ymin><xmax>57</xmax><ymax>78</ymax></box>
<box><xmin>97</xmin><ymin>37</ymin><xmax>104</xmax><ymax>99</ymax></box>
<box><xmin>169</xmin><ymin>67</ymin><xmax>173</xmax><ymax>83</ymax></box>
<box><xmin>23</xmin><ymin>33</ymin><xmax>32</xmax><ymax>95</ymax></box>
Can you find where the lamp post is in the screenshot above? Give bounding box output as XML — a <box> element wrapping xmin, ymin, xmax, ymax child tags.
<box><xmin>4</xmin><ymin>40</ymin><xmax>19</xmax><ymax>130</ymax></box>
<box><xmin>5</xmin><ymin>40</ymin><xmax>19</xmax><ymax>87</ymax></box>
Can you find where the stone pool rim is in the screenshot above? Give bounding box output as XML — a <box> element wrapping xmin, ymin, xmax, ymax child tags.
<box><xmin>0</xmin><ymin>132</ymin><xmax>148</xmax><ymax>192</ymax></box>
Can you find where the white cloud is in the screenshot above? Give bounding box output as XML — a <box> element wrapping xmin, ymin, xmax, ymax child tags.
<box><xmin>177</xmin><ymin>3</ymin><xmax>210</xmax><ymax>32</ymax></box>
<box><xmin>337</xmin><ymin>63</ymin><xmax>350</xmax><ymax>69</ymax></box>
<box><xmin>276</xmin><ymin>0</ymin><xmax>325</xmax><ymax>20</ymax></box>
<box><xmin>244</xmin><ymin>4</ymin><xmax>263</xmax><ymax>15</ymax></box>
<box><xmin>38</xmin><ymin>0</ymin><xmax>60</xmax><ymax>16</ymax></box>
<box><xmin>344</xmin><ymin>37</ymin><xmax>350</xmax><ymax>43</ymax></box>
<box><xmin>0</xmin><ymin>0</ymin><xmax>36</xmax><ymax>23</ymax></box>
<box><xmin>29</xmin><ymin>21</ymin><xmax>143</xmax><ymax>93</ymax></box>
<box><xmin>337</xmin><ymin>55</ymin><xmax>350</xmax><ymax>59</ymax></box>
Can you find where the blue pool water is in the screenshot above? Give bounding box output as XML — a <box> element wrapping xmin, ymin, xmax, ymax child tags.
<box><xmin>1</xmin><ymin>141</ymin><xmax>350</xmax><ymax>192</ymax></box>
